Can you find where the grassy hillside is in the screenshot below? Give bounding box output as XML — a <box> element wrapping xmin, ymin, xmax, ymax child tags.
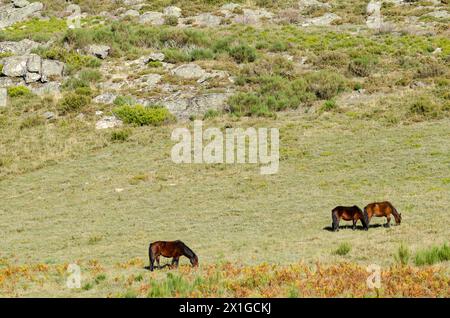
<box><xmin>1</xmin><ymin>0</ymin><xmax>449</xmax><ymax>297</ymax></box>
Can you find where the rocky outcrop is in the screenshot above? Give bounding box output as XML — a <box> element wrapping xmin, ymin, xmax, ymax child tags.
<box><xmin>0</xmin><ymin>88</ymin><xmax>7</xmax><ymax>107</ymax></box>
<box><xmin>0</xmin><ymin>39</ymin><xmax>39</xmax><ymax>55</ymax></box>
<box><xmin>0</xmin><ymin>1</ymin><xmax>43</xmax><ymax>29</ymax></box>
<box><xmin>190</xmin><ymin>13</ymin><xmax>222</xmax><ymax>27</ymax></box>
<box><xmin>1</xmin><ymin>54</ymin><xmax>64</xmax><ymax>83</ymax></box>
<box><xmin>298</xmin><ymin>0</ymin><xmax>331</xmax><ymax>11</ymax></box>
<box><xmin>171</xmin><ymin>63</ymin><xmax>207</xmax><ymax>79</ymax></box>
<box><xmin>303</xmin><ymin>13</ymin><xmax>341</xmax><ymax>26</ymax></box>
<box><xmin>366</xmin><ymin>1</ymin><xmax>383</xmax><ymax>30</ymax></box>
<box><xmin>87</xmin><ymin>44</ymin><xmax>111</xmax><ymax>59</ymax></box>
<box><xmin>163</xmin><ymin>6</ymin><xmax>182</xmax><ymax>17</ymax></box>
<box><xmin>233</xmin><ymin>9</ymin><xmax>273</xmax><ymax>25</ymax></box>
<box><xmin>93</xmin><ymin>92</ymin><xmax>117</xmax><ymax>104</ymax></box>
<box><xmin>95</xmin><ymin>116</ymin><xmax>123</xmax><ymax>129</ymax></box>
<box><xmin>161</xmin><ymin>92</ymin><xmax>232</xmax><ymax>119</ymax></box>
<box><xmin>139</xmin><ymin>11</ymin><xmax>164</xmax><ymax>25</ymax></box>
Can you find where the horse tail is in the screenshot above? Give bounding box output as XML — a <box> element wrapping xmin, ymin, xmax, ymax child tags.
<box><xmin>363</xmin><ymin>206</ymin><xmax>370</xmax><ymax>226</ymax></box>
<box><xmin>360</xmin><ymin>208</ymin><xmax>369</xmax><ymax>230</ymax></box>
<box><xmin>148</xmin><ymin>242</ymin><xmax>155</xmax><ymax>271</ymax></box>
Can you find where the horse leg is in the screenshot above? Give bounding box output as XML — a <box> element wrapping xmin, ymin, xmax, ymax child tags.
<box><xmin>172</xmin><ymin>257</ymin><xmax>179</xmax><ymax>268</ymax></box>
<box><xmin>156</xmin><ymin>256</ymin><xmax>161</xmax><ymax>269</ymax></box>
<box><xmin>332</xmin><ymin>214</ymin><xmax>340</xmax><ymax>232</ymax></box>
<box><xmin>385</xmin><ymin>215</ymin><xmax>391</xmax><ymax>228</ymax></box>
<box><xmin>149</xmin><ymin>246</ymin><xmax>155</xmax><ymax>271</ymax></box>
<box><xmin>352</xmin><ymin>220</ymin><xmax>357</xmax><ymax>230</ymax></box>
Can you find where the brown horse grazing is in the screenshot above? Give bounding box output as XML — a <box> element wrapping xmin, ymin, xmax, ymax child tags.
<box><xmin>332</xmin><ymin>205</ymin><xmax>368</xmax><ymax>231</ymax></box>
<box><xmin>148</xmin><ymin>240</ymin><xmax>198</xmax><ymax>271</ymax></box>
<box><xmin>364</xmin><ymin>201</ymin><xmax>401</xmax><ymax>227</ymax></box>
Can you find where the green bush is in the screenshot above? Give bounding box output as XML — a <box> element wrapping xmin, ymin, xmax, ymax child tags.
<box><xmin>114</xmin><ymin>105</ymin><xmax>175</xmax><ymax>126</ymax></box>
<box><xmin>321</xmin><ymin>99</ymin><xmax>337</xmax><ymax>112</ymax></box>
<box><xmin>164</xmin><ymin>15</ymin><xmax>179</xmax><ymax>26</ymax></box>
<box><xmin>189</xmin><ymin>48</ymin><xmax>215</xmax><ymax>61</ymax></box>
<box><xmin>229</xmin><ymin>76</ymin><xmax>314</xmax><ymax>117</ymax></box>
<box><xmin>58</xmin><ymin>93</ymin><xmax>91</xmax><ymax>114</ymax></box>
<box><xmin>79</xmin><ymin>69</ymin><xmax>103</xmax><ymax>83</ymax></box>
<box><xmin>113</xmin><ymin>95</ymin><xmax>136</xmax><ymax>107</ymax></box>
<box><xmin>414</xmin><ymin>243</ymin><xmax>450</xmax><ymax>266</ymax></box>
<box><xmin>7</xmin><ymin>86</ymin><xmax>32</xmax><ymax>98</ymax></box>
<box><xmin>36</xmin><ymin>46</ymin><xmax>101</xmax><ymax>73</ymax></box>
<box><xmin>314</xmin><ymin>51</ymin><xmax>349</xmax><ymax>68</ymax></box>
<box><xmin>348</xmin><ymin>56</ymin><xmax>376</xmax><ymax>77</ymax></box>
<box><xmin>409</xmin><ymin>95</ymin><xmax>441</xmax><ymax>118</ymax></box>
<box><xmin>19</xmin><ymin>115</ymin><xmax>44</xmax><ymax>130</ymax></box>
<box><xmin>162</xmin><ymin>48</ymin><xmax>191</xmax><ymax>63</ymax></box>
<box><xmin>203</xmin><ymin>109</ymin><xmax>221</xmax><ymax>120</ymax></box>
<box><xmin>111</xmin><ymin>129</ymin><xmax>131</xmax><ymax>142</ymax></box>
<box><xmin>305</xmin><ymin>71</ymin><xmax>346</xmax><ymax>99</ymax></box>
<box><xmin>229</xmin><ymin>44</ymin><xmax>257</xmax><ymax>63</ymax></box>
<box><xmin>333</xmin><ymin>243</ymin><xmax>351</xmax><ymax>256</ymax></box>
<box><xmin>395</xmin><ymin>244</ymin><xmax>411</xmax><ymax>266</ymax></box>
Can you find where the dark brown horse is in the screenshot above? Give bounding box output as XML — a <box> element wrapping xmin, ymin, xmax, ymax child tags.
<box><xmin>148</xmin><ymin>240</ymin><xmax>198</xmax><ymax>271</ymax></box>
<box><xmin>364</xmin><ymin>201</ymin><xmax>401</xmax><ymax>227</ymax></box>
<box><xmin>332</xmin><ymin>205</ymin><xmax>368</xmax><ymax>231</ymax></box>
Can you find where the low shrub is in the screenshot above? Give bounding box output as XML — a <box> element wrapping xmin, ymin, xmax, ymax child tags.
<box><xmin>409</xmin><ymin>95</ymin><xmax>441</xmax><ymax>118</ymax></box>
<box><xmin>19</xmin><ymin>115</ymin><xmax>44</xmax><ymax>130</ymax></box>
<box><xmin>58</xmin><ymin>93</ymin><xmax>91</xmax><ymax>114</ymax></box>
<box><xmin>111</xmin><ymin>129</ymin><xmax>131</xmax><ymax>142</ymax></box>
<box><xmin>348</xmin><ymin>56</ymin><xmax>376</xmax><ymax>77</ymax></box>
<box><xmin>321</xmin><ymin>99</ymin><xmax>337</xmax><ymax>112</ymax></box>
<box><xmin>114</xmin><ymin>105</ymin><xmax>175</xmax><ymax>126</ymax></box>
<box><xmin>7</xmin><ymin>86</ymin><xmax>32</xmax><ymax>98</ymax></box>
<box><xmin>113</xmin><ymin>95</ymin><xmax>136</xmax><ymax>107</ymax></box>
<box><xmin>162</xmin><ymin>48</ymin><xmax>191</xmax><ymax>63</ymax></box>
<box><xmin>163</xmin><ymin>15</ymin><xmax>179</xmax><ymax>26</ymax></box>
<box><xmin>333</xmin><ymin>243</ymin><xmax>351</xmax><ymax>256</ymax></box>
<box><xmin>229</xmin><ymin>44</ymin><xmax>257</xmax><ymax>64</ymax></box>
<box><xmin>414</xmin><ymin>243</ymin><xmax>450</xmax><ymax>266</ymax></box>
<box><xmin>203</xmin><ymin>109</ymin><xmax>220</xmax><ymax>120</ymax></box>
<box><xmin>395</xmin><ymin>243</ymin><xmax>411</xmax><ymax>266</ymax></box>
<box><xmin>305</xmin><ymin>71</ymin><xmax>346</xmax><ymax>99</ymax></box>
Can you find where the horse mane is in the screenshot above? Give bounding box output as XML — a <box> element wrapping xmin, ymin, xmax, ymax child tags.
<box><xmin>389</xmin><ymin>202</ymin><xmax>401</xmax><ymax>222</ymax></box>
<box><xmin>178</xmin><ymin>241</ymin><xmax>197</xmax><ymax>260</ymax></box>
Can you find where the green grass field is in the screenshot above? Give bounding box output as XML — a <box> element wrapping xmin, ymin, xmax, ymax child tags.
<box><xmin>2</xmin><ymin>110</ymin><xmax>449</xmax><ymax>268</ymax></box>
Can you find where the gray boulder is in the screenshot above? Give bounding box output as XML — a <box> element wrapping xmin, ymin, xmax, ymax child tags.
<box><xmin>41</xmin><ymin>60</ymin><xmax>64</xmax><ymax>82</ymax></box>
<box><xmin>163</xmin><ymin>6</ymin><xmax>182</xmax><ymax>17</ymax></box>
<box><xmin>87</xmin><ymin>44</ymin><xmax>111</xmax><ymax>59</ymax></box>
<box><xmin>0</xmin><ymin>88</ymin><xmax>7</xmax><ymax>107</ymax></box>
<box><xmin>233</xmin><ymin>9</ymin><xmax>273</xmax><ymax>25</ymax></box>
<box><xmin>171</xmin><ymin>63</ymin><xmax>207</xmax><ymax>79</ymax></box>
<box><xmin>0</xmin><ymin>39</ymin><xmax>39</xmax><ymax>55</ymax></box>
<box><xmin>12</xmin><ymin>0</ymin><xmax>30</xmax><ymax>8</ymax></box>
<box><xmin>95</xmin><ymin>116</ymin><xmax>123</xmax><ymax>130</ymax></box>
<box><xmin>93</xmin><ymin>92</ymin><xmax>117</xmax><ymax>104</ymax></box>
<box><xmin>2</xmin><ymin>56</ymin><xmax>28</xmax><ymax>77</ymax></box>
<box><xmin>303</xmin><ymin>13</ymin><xmax>341</xmax><ymax>26</ymax></box>
<box><xmin>191</xmin><ymin>13</ymin><xmax>222</xmax><ymax>27</ymax></box>
<box><xmin>139</xmin><ymin>11</ymin><xmax>164</xmax><ymax>25</ymax></box>
<box><xmin>30</xmin><ymin>81</ymin><xmax>61</xmax><ymax>96</ymax></box>
<box><xmin>0</xmin><ymin>2</ymin><xmax>43</xmax><ymax>29</ymax></box>
<box><xmin>298</xmin><ymin>0</ymin><xmax>330</xmax><ymax>11</ymax></box>
<box><xmin>26</xmin><ymin>54</ymin><xmax>41</xmax><ymax>73</ymax></box>
<box><xmin>162</xmin><ymin>92</ymin><xmax>231</xmax><ymax>119</ymax></box>
<box><xmin>25</xmin><ymin>72</ymin><xmax>41</xmax><ymax>83</ymax></box>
